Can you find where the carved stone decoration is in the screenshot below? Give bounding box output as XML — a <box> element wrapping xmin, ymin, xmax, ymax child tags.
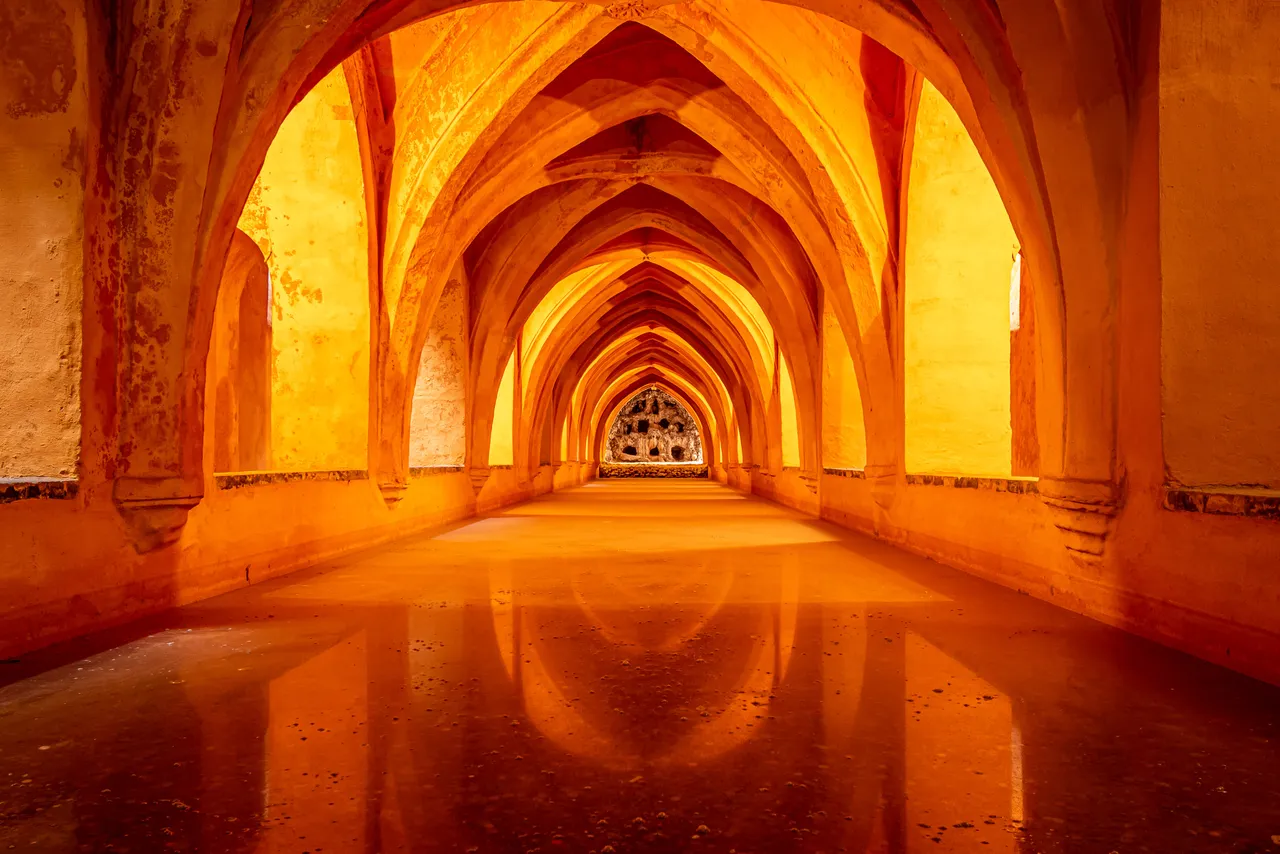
<box><xmin>114</xmin><ymin>476</ymin><xmax>203</xmax><ymax>553</ymax></box>
<box><xmin>469</xmin><ymin>466</ymin><xmax>492</xmax><ymax>493</ymax></box>
<box><xmin>1038</xmin><ymin>476</ymin><xmax>1121</xmax><ymax>559</ymax></box>
<box><xmin>604</xmin><ymin>388</ymin><xmax>703</xmax><ymax>464</ymax></box>
<box><xmin>603</xmin><ymin>0</ymin><xmax>656</xmax><ymax>20</ymax></box>
<box><xmin>865</xmin><ymin>463</ymin><xmax>899</xmax><ymax>511</ymax></box>
<box><xmin>378</xmin><ymin>477</ymin><xmax>409</xmax><ymax>506</ymax></box>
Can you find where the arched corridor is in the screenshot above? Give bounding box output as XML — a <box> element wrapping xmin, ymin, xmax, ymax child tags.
<box><xmin>2</xmin><ymin>0</ymin><xmax>1280</xmax><ymax>848</ymax></box>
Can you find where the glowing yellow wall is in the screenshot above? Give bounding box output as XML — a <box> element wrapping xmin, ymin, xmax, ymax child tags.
<box><xmin>821</xmin><ymin>303</ymin><xmax>867</xmax><ymax>469</ymax></box>
<box><xmin>239</xmin><ymin>69</ymin><xmax>370</xmax><ymax>472</ymax></box>
<box><xmin>779</xmin><ymin>353</ymin><xmax>801</xmax><ymax>468</ymax></box>
<box><xmin>410</xmin><ymin>277</ymin><xmax>468</xmax><ymax>467</ymax></box>
<box><xmin>903</xmin><ymin>82</ymin><xmax>1015</xmax><ymax>477</ymax></box>
<box><xmin>489</xmin><ymin>350</ymin><xmax>518</xmax><ymax>466</ymax></box>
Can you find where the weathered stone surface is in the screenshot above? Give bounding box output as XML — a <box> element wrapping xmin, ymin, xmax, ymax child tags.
<box><xmin>1164</xmin><ymin>486</ymin><xmax>1280</xmax><ymax>520</ymax></box>
<box><xmin>905</xmin><ymin>473</ymin><xmax>1040</xmax><ymax>494</ymax></box>
<box><xmin>410</xmin><ymin>278</ymin><xmax>468</xmax><ymax>467</ymax></box>
<box><xmin>215</xmin><ymin>470</ymin><xmax>368</xmax><ymax>490</ymax></box>
<box><xmin>604</xmin><ymin>388</ymin><xmax>702</xmax><ymax>464</ymax></box>
<box><xmin>0</xmin><ymin>478</ymin><xmax>78</xmax><ymax>503</ymax></box>
<box><xmin>599</xmin><ymin>462</ymin><xmax>708</xmax><ymax>478</ymax></box>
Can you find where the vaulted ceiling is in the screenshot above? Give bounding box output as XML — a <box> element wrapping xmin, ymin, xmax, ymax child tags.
<box><xmin>335</xmin><ymin>14</ymin><xmax>919</xmax><ymax>481</ymax></box>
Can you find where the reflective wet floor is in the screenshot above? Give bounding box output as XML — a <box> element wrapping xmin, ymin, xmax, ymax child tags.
<box><xmin>2</xmin><ymin>482</ymin><xmax>1278</xmax><ymax>853</ymax></box>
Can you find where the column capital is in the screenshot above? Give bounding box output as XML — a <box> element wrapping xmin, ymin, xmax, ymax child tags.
<box><xmin>377</xmin><ymin>476</ymin><xmax>409</xmax><ymax>506</ymax></box>
<box><xmin>864</xmin><ymin>463</ymin><xmax>900</xmax><ymax>510</ymax></box>
<box><xmin>469</xmin><ymin>466</ymin><xmax>492</xmax><ymax>493</ymax></box>
<box><xmin>113</xmin><ymin>476</ymin><xmax>203</xmax><ymax>552</ymax></box>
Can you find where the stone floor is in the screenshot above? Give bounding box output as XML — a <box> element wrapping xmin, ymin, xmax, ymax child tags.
<box><xmin>1</xmin><ymin>481</ymin><xmax>1278</xmax><ymax>853</ymax></box>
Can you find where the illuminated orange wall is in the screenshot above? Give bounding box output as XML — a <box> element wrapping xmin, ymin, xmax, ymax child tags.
<box><xmin>208</xmin><ymin>233</ymin><xmax>273</xmax><ymax>473</ymax></box>
<box><xmin>489</xmin><ymin>351</ymin><xmax>519</xmax><ymax>467</ymax></box>
<box><xmin>238</xmin><ymin>70</ymin><xmax>371</xmax><ymax>472</ymax></box>
<box><xmin>903</xmin><ymin>81</ymin><xmax>1016</xmax><ymax>477</ymax></box>
<box><xmin>1159</xmin><ymin>0</ymin><xmax>1280</xmax><ymax>489</ymax></box>
<box><xmin>778</xmin><ymin>353</ymin><xmax>802</xmax><ymax>469</ymax></box>
<box><xmin>821</xmin><ymin>303</ymin><xmax>867</xmax><ymax>470</ymax></box>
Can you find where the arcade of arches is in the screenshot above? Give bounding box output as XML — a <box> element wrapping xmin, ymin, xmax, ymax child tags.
<box><xmin>2</xmin><ymin>0</ymin><xmax>1280</xmax><ymax>848</ymax></box>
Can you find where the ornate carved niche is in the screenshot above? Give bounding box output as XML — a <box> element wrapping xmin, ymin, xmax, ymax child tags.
<box><xmin>604</xmin><ymin>389</ymin><xmax>703</xmax><ymax>464</ymax></box>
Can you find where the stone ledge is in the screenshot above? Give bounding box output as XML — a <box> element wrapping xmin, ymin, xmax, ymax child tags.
<box><xmin>599</xmin><ymin>462</ymin><xmax>708</xmax><ymax>479</ymax></box>
<box><xmin>822</xmin><ymin>467</ymin><xmax>866</xmax><ymax>479</ymax></box>
<box><xmin>1164</xmin><ymin>485</ymin><xmax>1280</xmax><ymax>519</ymax></box>
<box><xmin>409</xmin><ymin>465</ymin><xmax>465</xmax><ymax>478</ymax></box>
<box><xmin>906</xmin><ymin>473</ymin><xmax>1040</xmax><ymax>495</ymax></box>
<box><xmin>0</xmin><ymin>478</ymin><xmax>79</xmax><ymax>504</ymax></box>
<box><xmin>215</xmin><ymin>470</ymin><xmax>369</xmax><ymax>490</ymax></box>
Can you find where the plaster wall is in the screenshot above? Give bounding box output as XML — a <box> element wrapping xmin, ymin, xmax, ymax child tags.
<box><xmin>209</xmin><ymin>234</ymin><xmax>273</xmax><ymax>473</ymax></box>
<box><xmin>816</xmin><ymin>472</ymin><xmax>1280</xmax><ymax>686</ymax></box>
<box><xmin>778</xmin><ymin>355</ymin><xmax>802</xmax><ymax>469</ymax></box>
<box><xmin>480</xmin><ymin>466</ymin><xmax>533</xmax><ymax>514</ymax></box>
<box><xmin>0</xmin><ymin>457</ymin><xmax>587</xmax><ymax>660</ymax></box>
<box><xmin>238</xmin><ymin>70</ymin><xmax>370</xmax><ymax>472</ymax></box>
<box><xmin>821</xmin><ymin>302</ymin><xmax>867</xmax><ymax>469</ymax></box>
<box><xmin>410</xmin><ymin>277</ymin><xmax>469</xmax><ymax>467</ymax></box>
<box><xmin>1109</xmin><ymin>3</ymin><xmax>1280</xmax><ymax>689</ymax></box>
<box><xmin>0</xmin><ymin>471</ymin><xmax>554</xmax><ymax>660</ymax></box>
<box><xmin>751</xmin><ymin>468</ymin><xmax>819</xmax><ymax>517</ymax></box>
<box><xmin>903</xmin><ymin>82</ymin><xmax>1016</xmax><ymax>477</ymax></box>
<box><xmin>489</xmin><ymin>351</ymin><xmax>518</xmax><ymax>466</ymax></box>
<box><xmin>0</xmin><ymin>0</ymin><xmax>85</xmax><ymax>478</ymax></box>
<box><xmin>1159</xmin><ymin>0</ymin><xmax>1280</xmax><ymax>488</ymax></box>
<box><xmin>1010</xmin><ymin>258</ymin><xmax>1039</xmax><ymax>477</ymax></box>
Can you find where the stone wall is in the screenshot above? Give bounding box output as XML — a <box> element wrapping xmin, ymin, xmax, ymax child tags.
<box><xmin>599</xmin><ymin>463</ymin><xmax>709</xmax><ymax>478</ymax></box>
<box><xmin>604</xmin><ymin>389</ymin><xmax>703</xmax><ymax>464</ymax></box>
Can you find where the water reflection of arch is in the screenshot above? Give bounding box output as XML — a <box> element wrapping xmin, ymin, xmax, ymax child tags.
<box><xmin>486</xmin><ymin>548</ymin><xmax>822</xmax><ymax>771</ymax></box>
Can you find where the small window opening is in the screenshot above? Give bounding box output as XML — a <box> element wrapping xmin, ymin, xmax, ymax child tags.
<box><xmin>671</xmin><ymin>446</ymin><xmax>684</xmax><ymax>461</ymax></box>
<box><xmin>623</xmin><ymin>445</ymin><xmax>638</xmax><ymax>456</ymax></box>
<box><xmin>648</xmin><ymin>447</ymin><xmax>660</xmax><ymax>456</ymax></box>
<box><xmin>659</xmin><ymin>418</ymin><xmax>670</xmax><ymax>430</ymax></box>
<box><xmin>637</xmin><ymin>419</ymin><xmax>649</xmax><ymax>433</ymax></box>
